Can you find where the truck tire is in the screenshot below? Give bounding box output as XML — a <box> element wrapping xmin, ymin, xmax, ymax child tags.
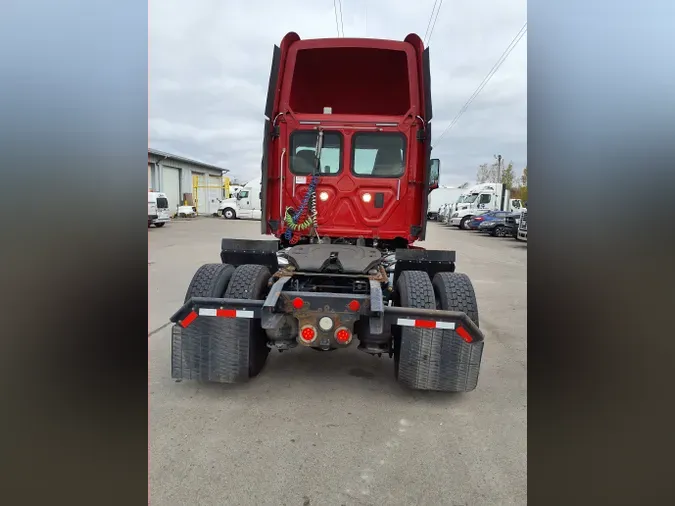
<box><xmin>459</xmin><ymin>216</ymin><xmax>472</xmax><ymax>230</ymax></box>
<box><xmin>394</xmin><ymin>270</ymin><xmax>436</xmax><ymax>389</ymax></box>
<box><xmin>429</xmin><ymin>272</ymin><xmax>483</xmax><ymax>391</ymax></box>
<box><xmin>211</xmin><ymin>264</ymin><xmax>271</xmax><ymax>382</ymax></box>
<box><xmin>432</xmin><ymin>272</ymin><xmax>479</xmax><ymax>327</ymax></box>
<box><xmin>222</xmin><ymin>208</ymin><xmax>236</xmax><ymax>219</ymax></box>
<box><xmin>155</xmin><ymin>222</ymin><xmax>165</xmax><ymax>228</ymax></box>
<box><xmin>184</xmin><ymin>263</ymin><xmax>235</xmax><ymax>302</ymax></box>
<box><xmin>174</xmin><ymin>264</ymin><xmax>236</xmax><ymax>382</ymax></box>
<box><xmin>395</xmin><ymin>271</ymin><xmax>483</xmax><ymax>392</ymax></box>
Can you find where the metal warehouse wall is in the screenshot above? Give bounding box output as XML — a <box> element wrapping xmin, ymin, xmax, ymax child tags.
<box><xmin>148</xmin><ymin>152</ymin><xmax>224</xmax><ymax>213</ymax></box>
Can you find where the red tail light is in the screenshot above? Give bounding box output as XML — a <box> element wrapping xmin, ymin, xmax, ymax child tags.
<box><xmin>348</xmin><ymin>300</ymin><xmax>360</xmax><ymax>312</ymax></box>
<box><xmin>292</xmin><ymin>297</ymin><xmax>304</xmax><ymax>309</ymax></box>
<box><xmin>299</xmin><ymin>325</ymin><xmax>317</xmax><ymax>343</ymax></box>
<box><xmin>476</xmin><ymin>217</ymin><xmax>484</xmax><ymax>221</ymax></box>
<box><xmin>335</xmin><ymin>327</ymin><xmax>352</xmax><ymax>344</ymax></box>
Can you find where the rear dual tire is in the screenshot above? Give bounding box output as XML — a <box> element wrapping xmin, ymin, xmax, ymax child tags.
<box><xmin>173</xmin><ymin>263</ymin><xmax>270</xmax><ymax>383</ymax></box>
<box><xmin>394</xmin><ymin>270</ymin><xmax>482</xmax><ymax>392</ymax></box>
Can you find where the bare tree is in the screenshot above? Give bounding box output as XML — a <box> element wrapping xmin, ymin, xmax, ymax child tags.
<box><xmin>477</xmin><ymin>162</ymin><xmax>499</xmax><ymax>183</ymax></box>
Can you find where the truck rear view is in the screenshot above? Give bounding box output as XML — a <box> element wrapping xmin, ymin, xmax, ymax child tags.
<box><xmin>169</xmin><ymin>33</ymin><xmax>485</xmax><ymax>392</ymax></box>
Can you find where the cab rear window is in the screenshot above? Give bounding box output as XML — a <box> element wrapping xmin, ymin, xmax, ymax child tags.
<box><xmin>290</xmin><ymin>131</ymin><xmax>343</xmax><ymax>175</ymax></box>
<box><xmin>351</xmin><ymin>132</ymin><xmax>406</xmax><ymax>178</ymax></box>
<box><xmin>156</xmin><ymin>197</ymin><xmax>169</xmax><ymax>209</ymax></box>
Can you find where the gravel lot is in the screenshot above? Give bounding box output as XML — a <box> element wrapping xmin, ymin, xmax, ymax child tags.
<box><xmin>149</xmin><ymin>217</ymin><xmax>527</xmax><ymax>506</ymax></box>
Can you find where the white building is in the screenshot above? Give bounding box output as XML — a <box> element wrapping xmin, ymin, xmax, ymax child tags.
<box><xmin>148</xmin><ymin>148</ymin><xmax>228</xmax><ymax>216</ymax></box>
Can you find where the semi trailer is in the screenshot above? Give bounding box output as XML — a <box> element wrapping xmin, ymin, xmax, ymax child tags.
<box><xmin>169</xmin><ymin>32</ymin><xmax>485</xmax><ymax>392</ymax></box>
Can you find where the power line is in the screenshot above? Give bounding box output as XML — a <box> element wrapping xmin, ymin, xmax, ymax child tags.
<box><xmin>364</xmin><ymin>0</ymin><xmax>368</xmax><ymax>36</ymax></box>
<box><xmin>333</xmin><ymin>0</ymin><xmax>341</xmax><ymax>37</ymax></box>
<box><xmin>426</xmin><ymin>0</ymin><xmax>444</xmax><ymax>46</ymax></box>
<box><xmin>432</xmin><ymin>23</ymin><xmax>527</xmax><ymax>147</ymax></box>
<box><xmin>338</xmin><ymin>0</ymin><xmax>345</xmax><ymax>37</ymax></box>
<box><xmin>422</xmin><ymin>0</ymin><xmax>439</xmax><ymax>45</ymax></box>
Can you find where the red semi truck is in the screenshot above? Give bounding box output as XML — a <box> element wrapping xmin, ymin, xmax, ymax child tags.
<box><xmin>170</xmin><ymin>32</ymin><xmax>484</xmax><ymax>391</ymax></box>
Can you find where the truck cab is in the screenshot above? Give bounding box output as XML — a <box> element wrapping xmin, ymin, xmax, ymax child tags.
<box><xmin>517</xmin><ymin>208</ymin><xmax>528</xmax><ymax>241</ymax></box>
<box><xmin>449</xmin><ymin>183</ymin><xmax>514</xmax><ymax>230</ymax></box>
<box><xmin>218</xmin><ymin>178</ymin><xmax>263</xmax><ymax>220</ymax></box>
<box><xmin>261</xmin><ymin>33</ymin><xmax>438</xmax><ymax>247</ymax></box>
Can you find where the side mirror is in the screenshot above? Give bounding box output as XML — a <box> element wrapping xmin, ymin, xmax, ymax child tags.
<box><xmin>236</xmin><ymin>193</ymin><xmax>241</xmax><ymax>200</ymax></box>
<box><xmin>429</xmin><ymin>158</ymin><xmax>440</xmax><ymax>190</ymax></box>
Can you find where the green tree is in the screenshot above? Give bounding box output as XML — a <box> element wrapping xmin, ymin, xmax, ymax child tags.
<box><xmin>501</xmin><ymin>161</ymin><xmax>515</xmax><ymax>189</ymax></box>
<box><xmin>520</xmin><ymin>166</ymin><xmax>528</xmax><ymax>203</ymax></box>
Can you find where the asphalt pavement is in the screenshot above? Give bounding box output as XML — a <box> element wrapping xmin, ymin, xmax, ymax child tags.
<box><xmin>149</xmin><ymin>217</ymin><xmax>527</xmax><ymax>506</ymax></box>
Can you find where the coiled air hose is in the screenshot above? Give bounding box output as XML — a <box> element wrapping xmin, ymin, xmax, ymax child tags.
<box><xmin>283</xmin><ymin>130</ymin><xmax>323</xmax><ymax>242</ymax></box>
<box><xmin>283</xmin><ymin>173</ymin><xmax>319</xmax><ymax>241</ymax></box>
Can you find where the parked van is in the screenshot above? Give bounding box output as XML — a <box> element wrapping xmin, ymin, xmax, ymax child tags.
<box><xmin>148</xmin><ymin>191</ymin><xmax>171</xmax><ymax>227</ymax></box>
<box><xmin>218</xmin><ymin>177</ymin><xmax>262</xmax><ymax>220</ymax></box>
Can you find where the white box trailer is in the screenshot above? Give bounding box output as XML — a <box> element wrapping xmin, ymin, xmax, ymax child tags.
<box><xmin>427</xmin><ymin>187</ymin><xmax>464</xmax><ymax>220</ymax></box>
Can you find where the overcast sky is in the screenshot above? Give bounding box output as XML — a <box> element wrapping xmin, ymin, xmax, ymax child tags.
<box><xmin>149</xmin><ymin>0</ymin><xmax>527</xmax><ymax>187</ymax></box>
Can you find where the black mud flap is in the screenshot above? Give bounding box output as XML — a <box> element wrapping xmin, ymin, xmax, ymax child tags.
<box><xmin>170</xmin><ymin>297</ymin><xmax>266</xmax><ymax>381</ymax></box>
<box><xmin>385</xmin><ymin>305</ymin><xmax>484</xmax><ymax>392</ymax></box>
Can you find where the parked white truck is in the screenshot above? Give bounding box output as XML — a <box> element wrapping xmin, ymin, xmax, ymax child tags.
<box><xmin>218</xmin><ymin>177</ymin><xmax>262</xmax><ymax>220</ymax></box>
<box><xmin>517</xmin><ymin>209</ymin><xmax>528</xmax><ymax>241</ymax></box>
<box><xmin>448</xmin><ymin>183</ymin><xmax>523</xmax><ymax>230</ymax></box>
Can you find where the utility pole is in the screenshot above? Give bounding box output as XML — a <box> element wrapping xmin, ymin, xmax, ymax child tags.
<box><xmin>494</xmin><ymin>154</ymin><xmax>502</xmax><ymax>183</ymax></box>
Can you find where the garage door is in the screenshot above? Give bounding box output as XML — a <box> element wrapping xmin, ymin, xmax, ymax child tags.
<box><xmin>148</xmin><ymin>164</ymin><xmax>152</xmax><ymax>190</ymax></box>
<box><xmin>163</xmin><ymin>166</ymin><xmax>181</xmax><ymax>216</ymax></box>
<box><xmin>208</xmin><ymin>175</ymin><xmax>223</xmax><ymax>215</ymax></box>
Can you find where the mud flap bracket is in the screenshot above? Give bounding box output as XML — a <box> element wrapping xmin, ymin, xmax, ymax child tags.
<box><xmin>261</xmin><ymin>276</ymin><xmax>292</xmax><ymax>329</ymax></box>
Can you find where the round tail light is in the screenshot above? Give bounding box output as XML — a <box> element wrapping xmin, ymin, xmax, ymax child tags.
<box><xmin>299</xmin><ymin>325</ymin><xmax>317</xmax><ymax>343</ymax></box>
<box><xmin>334</xmin><ymin>326</ymin><xmax>352</xmax><ymax>344</ymax></box>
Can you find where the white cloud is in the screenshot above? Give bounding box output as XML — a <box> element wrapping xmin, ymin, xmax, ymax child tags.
<box><xmin>149</xmin><ymin>0</ymin><xmax>527</xmax><ymax>185</ymax></box>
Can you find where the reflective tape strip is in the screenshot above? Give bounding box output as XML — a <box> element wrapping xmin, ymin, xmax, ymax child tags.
<box><xmin>396</xmin><ymin>318</ymin><xmax>456</xmax><ymax>330</ymax></box>
<box><xmin>198</xmin><ymin>308</ymin><xmax>255</xmax><ymax>319</ymax></box>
